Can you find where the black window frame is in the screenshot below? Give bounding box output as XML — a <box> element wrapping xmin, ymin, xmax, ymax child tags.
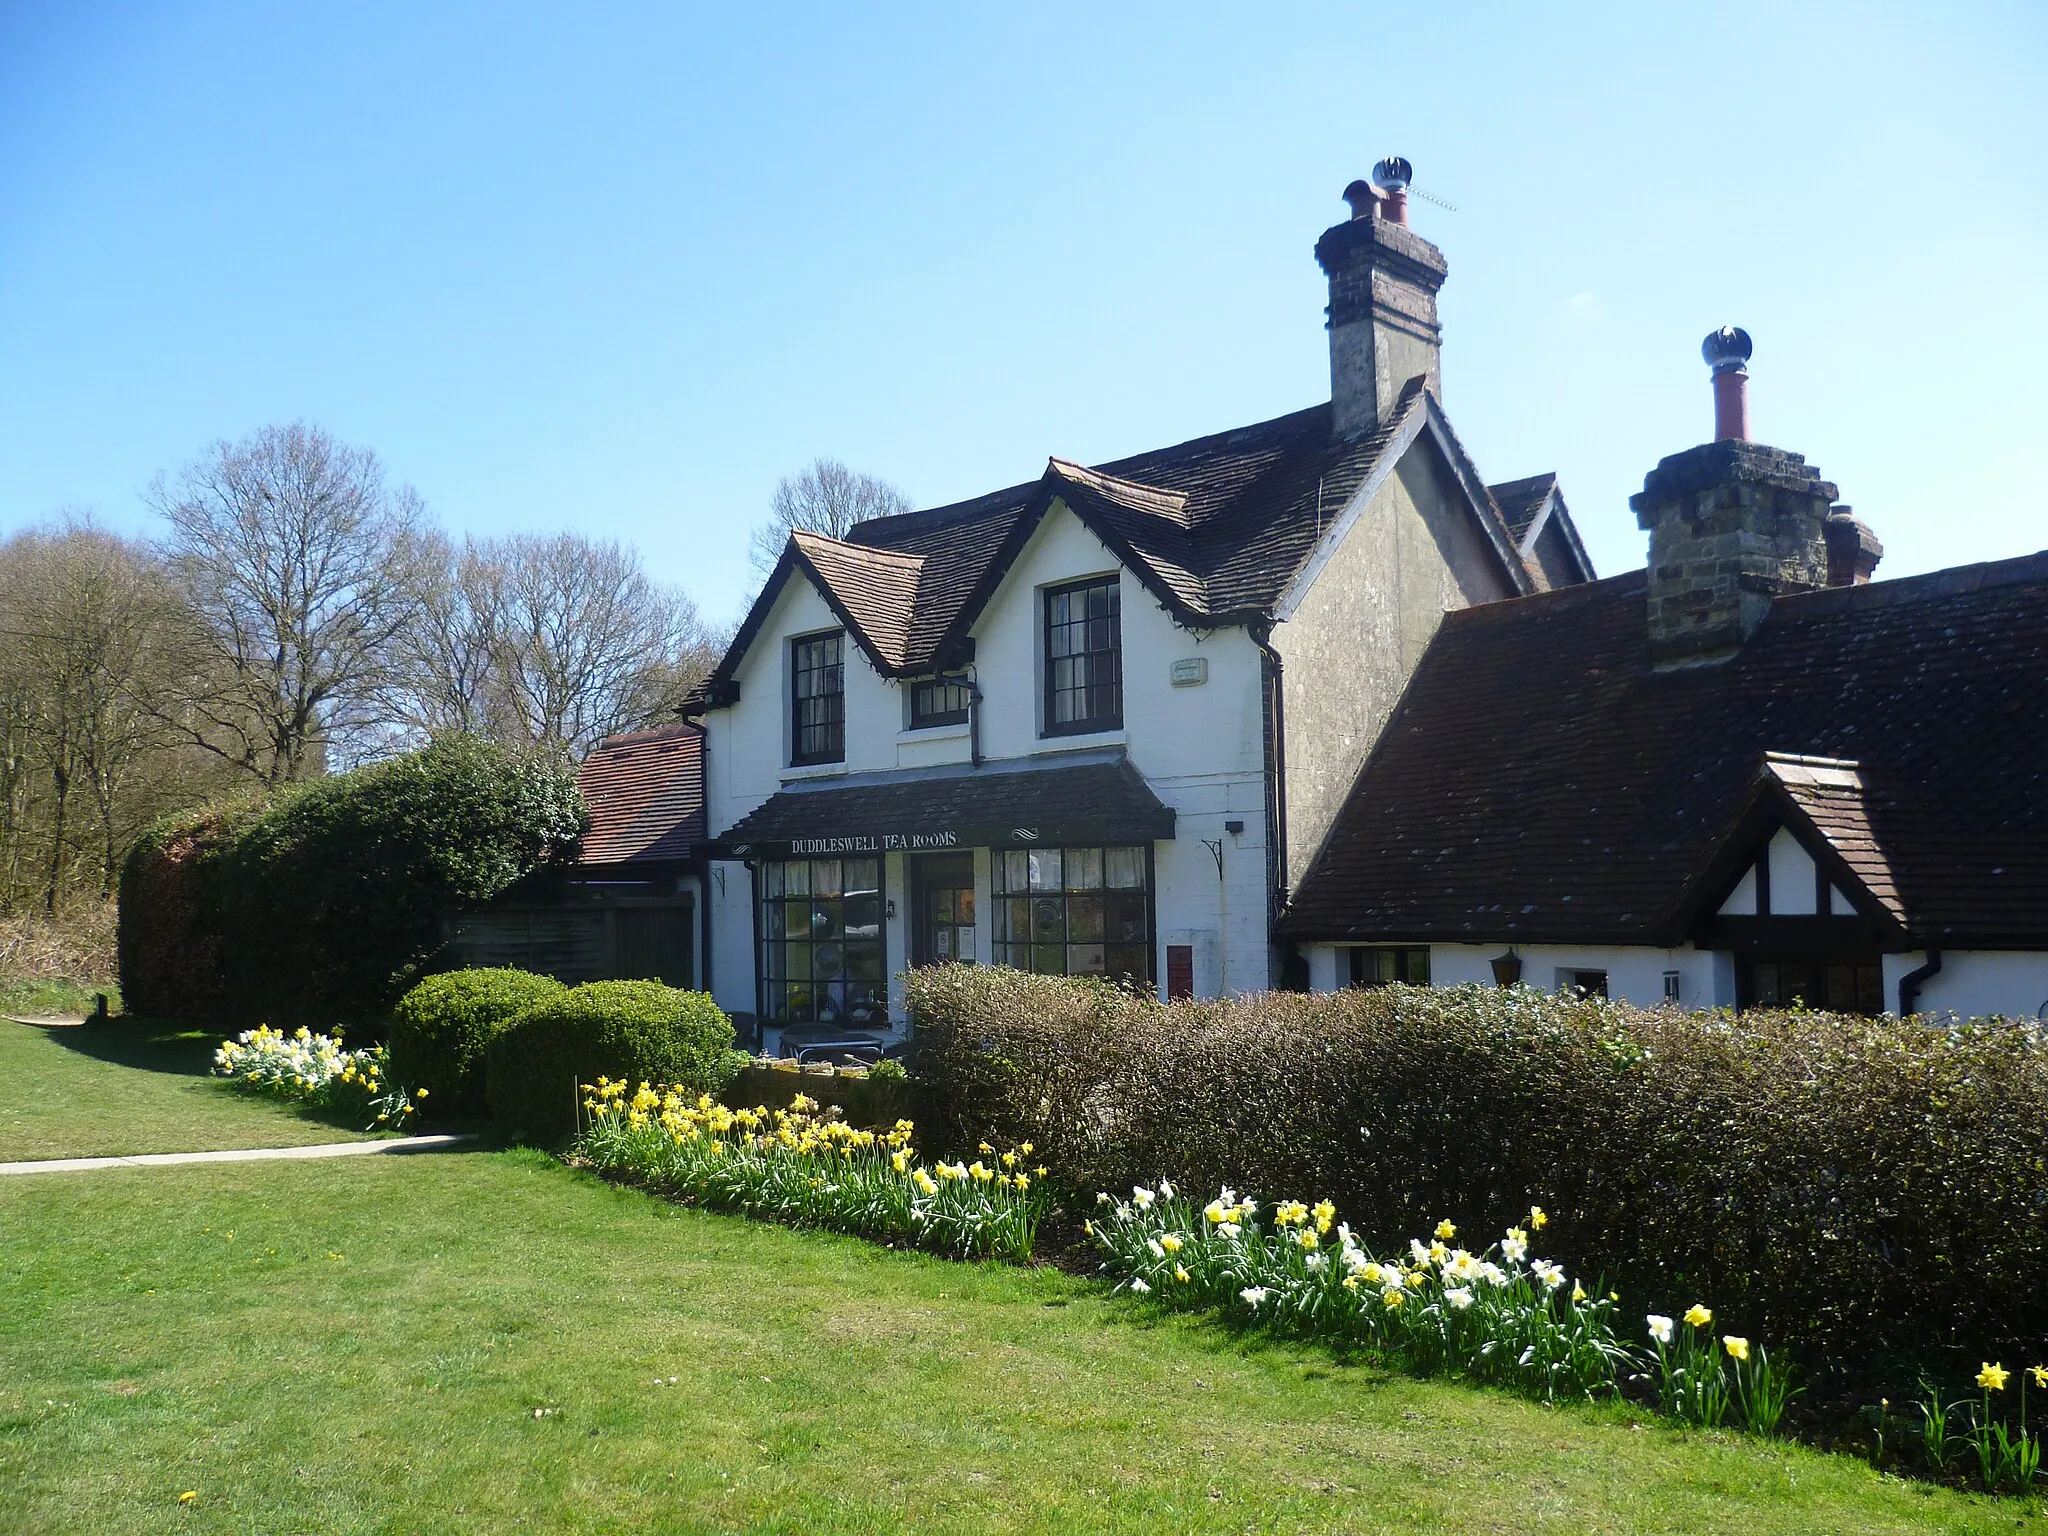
<box><xmin>991</xmin><ymin>844</ymin><xmax>1152</xmax><ymax>988</ymax></box>
<box><xmin>1348</xmin><ymin>946</ymin><xmax>1431</xmax><ymax>988</ymax></box>
<box><xmin>1042</xmin><ymin>577</ymin><xmax>1123</xmax><ymax>736</ymax></box>
<box><xmin>790</xmin><ymin>630</ymin><xmax>845</xmax><ymax>766</ymax></box>
<box><xmin>756</xmin><ymin>855</ymin><xmax>885</xmax><ymax>1026</ymax></box>
<box><xmin>908</xmin><ymin>672</ymin><xmax>972</xmax><ymax>730</ymax></box>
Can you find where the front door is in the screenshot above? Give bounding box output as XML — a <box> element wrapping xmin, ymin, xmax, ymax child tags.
<box><xmin>911</xmin><ymin>853</ymin><xmax>977</xmax><ymax>967</ymax></box>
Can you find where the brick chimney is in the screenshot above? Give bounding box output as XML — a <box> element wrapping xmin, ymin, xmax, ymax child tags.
<box><xmin>1630</xmin><ymin>329</ymin><xmax>1877</xmax><ymax>667</ymax></box>
<box><xmin>1314</xmin><ymin>157</ymin><xmax>1447</xmax><ymax>440</ymax></box>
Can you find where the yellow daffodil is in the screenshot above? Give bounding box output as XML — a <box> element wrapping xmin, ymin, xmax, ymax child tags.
<box><xmin>1683</xmin><ymin>1304</ymin><xmax>1711</xmax><ymax>1329</ymax></box>
<box><xmin>1529</xmin><ymin>1205</ymin><xmax>1548</xmax><ymax>1230</ymax></box>
<box><xmin>1434</xmin><ymin>1219</ymin><xmax>1456</xmax><ymax>1242</ymax></box>
<box><xmin>1160</xmin><ymin>1233</ymin><xmax>1182</xmax><ymax>1253</ymax></box>
<box><xmin>1312</xmin><ymin>1199</ymin><xmax>1336</xmax><ymax>1233</ymax></box>
<box><xmin>1978</xmin><ymin>1362</ymin><xmax>2009</xmax><ymax>1392</ymax></box>
<box><xmin>1571</xmin><ymin>1281</ymin><xmax>1588</xmax><ymax>1303</ymax></box>
<box><xmin>1174</xmin><ymin>1266</ymin><xmax>1190</xmax><ymax>1284</ymax></box>
<box><xmin>2032</xmin><ymin>1365</ymin><xmax>2048</xmax><ymax>1388</ymax></box>
<box><xmin>1723</xmin><ymin>1336</ymin><xmax>1750</xmax><ymax>1361</ymax></box>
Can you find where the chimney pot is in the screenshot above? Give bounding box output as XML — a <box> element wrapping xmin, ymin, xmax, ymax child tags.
<box><xmin>1703</xmin><ymin>326</ymin><xmax>1752</xmax><ymax>441</ymax></box>
<box><xmin>1370</xmin><ymin>156</ymin><xmax>1413</xmax><ymax>226</ymax></box>
<box><xmin>1341</xmin><ymin>179</ymin><xmax>1379</xmax><ymax>221</ymax></box>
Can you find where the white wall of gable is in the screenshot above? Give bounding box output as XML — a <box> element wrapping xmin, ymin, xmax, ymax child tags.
<box><xmin>1719</xmin><ymin>866</ymin><xmax>1758</xmax><ymax>916</ymax></box>
<box><xmin>1767</xmin><ymin>827</ymin><xmax>1818</xmax><ymax>915</ymax></box>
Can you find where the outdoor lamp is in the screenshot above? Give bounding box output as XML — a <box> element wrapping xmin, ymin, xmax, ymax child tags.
<box><xmin>1489</xmin><ymin>948</ymin><xmax>1523</xmax><ymax>988</ymax></box>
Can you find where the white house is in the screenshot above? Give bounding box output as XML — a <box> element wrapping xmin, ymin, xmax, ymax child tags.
<box><xmin>685</xmin><ymin>163</ymin><xmax>1594</xmax><ymax>1044</ymax></box>
<box><xmin>1280</xmin><ymin>335</ymin><xmax>2048</xmax><ymax>1020</ymax></box>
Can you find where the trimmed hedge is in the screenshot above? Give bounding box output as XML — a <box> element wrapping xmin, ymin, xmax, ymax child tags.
<box><xmin>389</xmin><ymin>968</ymin><xmax>568</xmax><ymax>1119</ymax></box>
<box><xmin>116</xmin><ymin>800</ymin><xmax>262</xmax><ymax>1019</ymax></box>
<box><xmin>907</xmin><ymin>967</ymin><xmax>2048</xmax><ymax>1395</ymax></box>
<box><xmin>118</xmin><ymin>736</ymin><xmax>584</xmax><ymax>1029</ymax></box>
<box><xmin>486</xmin><ymin>980</ymin><xmax>736</xmax><ymax>1143</ymax></box>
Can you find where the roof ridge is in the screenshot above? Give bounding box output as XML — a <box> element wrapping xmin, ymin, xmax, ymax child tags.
<box><xmin>1778</xmin><ymin>548</ymin><xmax>2048</xmax><ymax>615</ymax></box>
<box><xmin>792</xmin><ymin>529</ymin><xmax>927</xmax><ymax>571</ymax></box>
<box><xmin>591</xmin><ymin>719</ymin><xmax>703</xmax><ymax>750</ymax></box>
<box><xmin>1045</xmin><ymin>457</ymin><xmax>1193</xmax><ymax>525</ymax></box>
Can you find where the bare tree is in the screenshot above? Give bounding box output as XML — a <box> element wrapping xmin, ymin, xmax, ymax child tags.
<box><xmin>150</xmin><ymin>422</ymin><xmax>425</xmax><ymax>783</ymax></box>
<box><xmin>748</xmin><ymin>457</ymin><xmax>912</xmax><ymax>574</ymax></box>
<box><xmin>384</xmin><ymin>531</ymin><xmax>721</xmax><ymax>757</ymax></box>
<box><xmin>382</xmin><ymin>530</ymin><xmax>508</xmax><ymax>742</ymax></box>
<box><xmin>482</xmin><ymin>532</ymin><xmax>717</xmax><ymax>755</ymax></box>
<box><xmin>0</xmin><ymin>518</ymin><xmax>199</xmax><ymax>908</ymax></box>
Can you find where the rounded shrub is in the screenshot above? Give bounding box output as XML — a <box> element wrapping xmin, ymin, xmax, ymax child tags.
<box><xmin>389</xmin><ymin>968</ymin><xmax>568</xmax><ymax>1120</ymax></box>
<box><xmin>485</xmin><ymin>980</ymin><xmax>735</xmax><ymax>1143</ymax></box>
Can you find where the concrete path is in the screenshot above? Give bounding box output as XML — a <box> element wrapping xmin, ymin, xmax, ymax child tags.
<box><xmin>0</xmin><ymin>1133</ymin><xmax>477</xmax><ymax>1176</ymax></box>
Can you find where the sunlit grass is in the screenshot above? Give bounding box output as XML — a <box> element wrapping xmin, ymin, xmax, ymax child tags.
<box><xmin>0</xmin><ymin>1018</ymin><xmax>387</xmax><ymax>1161</ymax></box>
<box><xmin>0</xmin><ymin>1148</ymin><xmax>2010</xmax><ymax>1535</ymax></box>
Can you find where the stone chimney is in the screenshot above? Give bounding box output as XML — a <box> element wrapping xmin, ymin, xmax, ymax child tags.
<box><xmin>1629</xmin><ymin>328</ymin><xmax>1880</xmax><ymax>667</ymax></box>
<box><xmin>1314</xmin><ymin>157</ymin><xmax>1448</xmax><ymax>440</ymax></box>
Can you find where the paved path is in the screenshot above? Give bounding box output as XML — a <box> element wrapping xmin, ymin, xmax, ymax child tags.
<box><xmin>0</xmin><ymin>1133</ymin><xmax>477</xmax><ymax>1176</ymax></box>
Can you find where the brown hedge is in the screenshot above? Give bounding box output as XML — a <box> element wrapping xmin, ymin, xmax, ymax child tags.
<box><xmin>115</xmin><ymin>802</ymin><xmax>261</xmax><ymax>1019</ymax></box>
<box><xmin>906</xmin><ymin>967</ymin><xmax>2048</xmax><ymax>1393</ymax></box>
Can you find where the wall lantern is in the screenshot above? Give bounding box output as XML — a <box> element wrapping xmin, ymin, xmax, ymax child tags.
<box><xmin>1489</xmin><ymin>948</ymin><xmax>1523</xmax><ymax>988</ymax></box>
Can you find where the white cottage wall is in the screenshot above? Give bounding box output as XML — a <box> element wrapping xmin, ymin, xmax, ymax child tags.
<box><xmin>1883</xmin><ymin>951</ymin><xmax>2048</xmax><ymax>1021</ymax></box>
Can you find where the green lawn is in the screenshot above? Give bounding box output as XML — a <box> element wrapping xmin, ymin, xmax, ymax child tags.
<box><xmin>0</xmin><ymin>1018</ymin><xmax>386</xmax><ymax>1161</ymax></box>
<box><xmin>0</xmin><ymin>1149</ymin><xmax>2017</xmax><ymax>1535</ymax></box>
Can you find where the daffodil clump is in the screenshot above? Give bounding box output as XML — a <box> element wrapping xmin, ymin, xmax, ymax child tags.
<box><xmin>1088</xmin><ymin>1190</ymin><xmax>1633</xmax><ymax>1403</ymax></box>
<box><xmin>1643</xmin><ymin>1303</ymin><xmax>1798</xmax><ymax>1434</ymax></box>
<box><xmin>212</xmin><ymin>1024</ymin><xmax>423</xmax><ymax>1131</ymax></box>
<box><xmin>1906</xmin><ymin>1362</ymin><xmax>2045</xmax><ymax>1492</ymax></box>
<box><xmin>575</xmin><ymin>1082</ymin><xmax>1045</xmax><ymax>1264</ymax></box>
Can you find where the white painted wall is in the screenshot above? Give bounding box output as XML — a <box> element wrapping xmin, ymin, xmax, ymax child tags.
<box><xmin>1303</xmin><ymin>941</ymin><xmax>1734</xmax><ymax>1010</ymax></box>
<box><xmin>1883</xmin><ymin>951</ymin><xmax>2048</xmax><ymax>1021</ymax></box>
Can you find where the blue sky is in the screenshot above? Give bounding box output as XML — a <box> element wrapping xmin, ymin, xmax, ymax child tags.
<box><xmin>3</xmin><ymin>1</ymin><xmax>2042</xmax><ymax>626</ymax></box>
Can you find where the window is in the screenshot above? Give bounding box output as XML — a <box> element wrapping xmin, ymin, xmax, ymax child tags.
<box><xmin>1044</xmin><ymin>578</ymin><xmax>1122</xmax><ymax>734</ymax></box>
<box><xmin>1662</xmin><ymin>970</ymin><xmax>1682</xmax><ymax>1004</ymax></box>
<box><xmin>1349</xmin><ymin>946</ymin><xmax>1430</xmax><ymax>988</ymax></box>
<box><xmin>1557</xmin><ymin>968</ymin><xmax>1609</xmax><ymax>998</ymax></box>
<box><xmin>992</xmin><ymin>845</ymin><xmax>1149</xmax><ymax>986</ymax></box>
<box><xmin>758</xmin><ymin>857</ymin><xmax>884</xmax><ymax>1025</ymax></box>
<box><xmin>909</xmin><ymin>673</ymin><xmax>971</xmax><ymax>729</ymax></box>
<box><xmin>791</xmin><ymin>632</ymin><xmax>844</xmax><ymax>765</ymax></box>
<box><xmin>1746</xmin><ymin>957</ymin><xmax>1883</xmax><ymax>1014</ymax></box>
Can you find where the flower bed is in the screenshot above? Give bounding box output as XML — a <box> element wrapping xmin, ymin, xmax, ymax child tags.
<box><xmin>575</xmin><ymin>1083</ymin><xmax>1043</xmax><ymax>1264</ymax></box>
<box><xmin>212</xmin><ymin>1025</ymin><xmax>422</xmax><ymax>1131</ymax></box>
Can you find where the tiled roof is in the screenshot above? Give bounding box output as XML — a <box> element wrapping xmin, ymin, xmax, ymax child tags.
<box><xmin>1762</xmin><ymin>755</ymin><xmax>1905</xmax><ymax>923</ymax></box>
<box><xmin>576</xmin><ymin>721</ymin><xmax>704</xmax><ymax>867</ymax></box>
<box><xmin>711</xmin><ymin>754</ymin><xmax>1175</xmax><ymax>854</ymax></box>
<box><xmin>1489</xmin><ymin>473</ymin><xmax>1557</xmax><ymax>543</ymax></box>
<box><xmin>703</xmin><ymin>385</ymin><xmax>1551</xmax><ymax>692</ymax></box>
<box><xmin>1280</xmin><ymin>550</ymin><xmax>2048</xmax><ymax>947</ymax></box>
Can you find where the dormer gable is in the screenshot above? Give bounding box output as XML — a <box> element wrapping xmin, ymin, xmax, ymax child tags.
<box><xmin>1671</xmin><ymin>753</ymin><xmax>1908</xmax><ymax>943</ymax></box>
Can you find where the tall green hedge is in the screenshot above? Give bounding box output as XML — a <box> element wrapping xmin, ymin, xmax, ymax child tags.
<box><xmin>485</xmin><ymin>980</ymin><xmax>736</xmax><ymax>1143</ymax></box>
<box><xmin>907</xmin><ymin>967</ymin><xmax>2048</xmax><ymax>1396</ymax></box>
<box><xmin>117</xmin><ymin>736</ymin><xmax>585</xmax><ymax>1029</ymax></box>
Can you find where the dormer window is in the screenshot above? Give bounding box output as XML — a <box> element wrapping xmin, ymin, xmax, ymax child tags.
<box><xmin>791</xmin><ymin>631</ymin><xmax>844</xmax><ymax>765</ymax></box>
<box><xmin>1044</xmin><ymin>577</ymin><xmax>1122</xmax><ymax>735</ymax></box>
<box><xmin>909</xmin><ymin>673</ymin><xmax>971</xmax><ymax>729</ymax></box>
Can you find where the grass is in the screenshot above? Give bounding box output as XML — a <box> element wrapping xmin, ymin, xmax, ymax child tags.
<box><xmin>0</xmin><ymin>975</ymin><xmax>118</xmax><ymax>1018</ymax></box>
<box><xmin>0</xmin><ymin>1017</ymin><xmax>388</xmax><ymax>1161</ymax></box>
<box><xmin>0</xmin><ymin>1148</ymin><xmax>2019</xmax><ymax>1535</ymax></box>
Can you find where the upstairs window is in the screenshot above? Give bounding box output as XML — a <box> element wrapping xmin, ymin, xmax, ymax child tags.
<box><xmin>1044</xmin><ymin>577</ymin><xmax>1122</xmax><ymax>734</ymax></box>
<box><xmin>909</xmin><ymin>673</ymin><xmax>971</xmax><ymax>729</ymax></box>
<box><xmin>791</xmin><ymin>631</ymin><xmax>844</xmax><ymax>765</ymax></box>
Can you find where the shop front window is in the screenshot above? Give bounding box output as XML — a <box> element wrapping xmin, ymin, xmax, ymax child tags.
<box><xmin>759</xmin><ymin>856</ymin><xmax>884</xmax><ymax>1025</ymax></box>
<box><xmin>991</xmin><ymin>844</ymin><xmax>1149</xmax><ymax>987</ymax></box>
